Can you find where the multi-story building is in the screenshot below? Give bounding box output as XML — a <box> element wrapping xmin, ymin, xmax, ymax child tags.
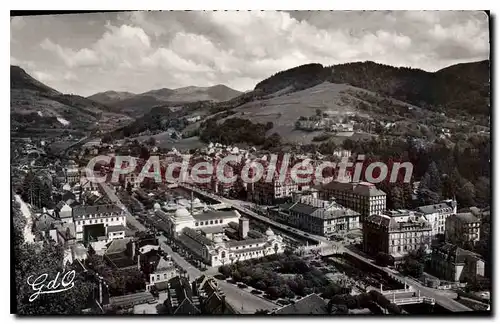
<box><xmin>250</xmin><ymin>173</ymin><xmax>299</xmax><ymax>205</ymax></box>
<box><xmin>73</xmin><ymin>204</ymin><xmax>127</xmax><ymax>242</ymax></box>
<box><xmin>429</xmin><ymin>243</ymin><xmax>485</xmax><ymax>283</ymax></box>
<box><xmin>175</xmin><ymin>217</ymin><xmax>285</xmax><ymax>267</ymax></box>
<box><xmin>415</xmin><ymin>200</ymin><xmax>457</xmax><ymax>238</ymax></box>
<box><xmin>146</xmin><ymin>257</ymin><xmax>178</xmax><ymax>291</ymax></box>
<box><xmin>318</xmin><ymin>181</ymin><xmax>386</xmax><ymax>223</ymax></box>
<box><xmin>65</xmin><ymin>160</ymin><xmax>80</xmax><ymax>185</ymax></box>
<box><xmin>155</xmin><ymin>208</ymin><xmax>241</xmax><ymax>238</ymax></box>
<box><xmin>445</xmin><ymin>213</ymin><xmax>481</xmax><ymax>248</ymax></box>
<box><xmin>363</xmin><ymin>211</ymin><xmax>432</xmax><ymax>259</ymax></box>
<box><xmin>268</xmin><ymin>189</ymin><xmax>360</xmax><ymax>236</ymax></box>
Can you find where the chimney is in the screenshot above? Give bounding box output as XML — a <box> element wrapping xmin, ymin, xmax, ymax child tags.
<box><xmin>239</xmin><ymin>218</ymin><xmax>249</xmax><ymax>239</ymax></box>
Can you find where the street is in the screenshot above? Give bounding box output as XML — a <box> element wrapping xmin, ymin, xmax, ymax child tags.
<box><xmin>99</xmin><ymin>182</ymin><xmax>147</xmax><ymax>232</ymax></box>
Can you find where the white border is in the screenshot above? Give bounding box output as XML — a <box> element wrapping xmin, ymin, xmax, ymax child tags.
<box><xmin>3</xmin><ymin>2</ymin><xmax>498</xmax><ymax>324</ymax></box>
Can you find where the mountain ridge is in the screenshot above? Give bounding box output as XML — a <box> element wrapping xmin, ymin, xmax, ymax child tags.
<box><xmin>88</xmin><ymin>84</ymin><xmax>242</xmax><ymax>117</ymax></box>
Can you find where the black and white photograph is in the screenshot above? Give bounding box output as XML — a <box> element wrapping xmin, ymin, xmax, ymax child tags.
<box><xmin>10</xmin><ymin>9</ymin><xmax>492</xmax><ymax>316</ymax></box>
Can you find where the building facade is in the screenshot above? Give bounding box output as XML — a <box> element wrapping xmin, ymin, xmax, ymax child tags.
<box><xmin>268</xmin><ymin>190</ymin><xmax>360</xmax><ymax>236</ymax></box>
<box><xmin>73</xmin><ymin>204</ymin><xmax>127</xmax><ymax>241</ymax></box>
<box><xmin>415</xmin><ymin>200</ymin><xmax>457</xmax><ymax>238</ymax></box>
<box><xmin>363</xmin><ymin>211</ymin><xmax>432</xmax><ymax>259</ymax></box>
<box><xmin>318</xmin><ymin>181</ymin><xmax>386</xmax><ymax>223</ymax></box>
<box><xmin>429</xmin><ymin>243</ymin><xmax>485</xmax><ymax>282</ymax></box>
<box><xmin>445</xmin><ymin>213</ymin><xmax>481</xmax><ymax>248</ymax></box>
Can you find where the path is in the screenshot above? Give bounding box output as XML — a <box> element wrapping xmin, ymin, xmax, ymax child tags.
<box><xmin>15</xmin><ymin>194</ymin><xmax>35</xmax><ymax>243</ymax></box>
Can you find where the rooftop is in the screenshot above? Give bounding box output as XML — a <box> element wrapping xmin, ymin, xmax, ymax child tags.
<box><xmin>273</xmin><ymin>294</ymin><xmax>328</xmax><ymax>315</ymax></box>
<box><xmin>417</xmin><ymin>203</ymin><xmax>453</xmax><ymax>214</ymax></box>
<box><xmin>192</xmin><ymin>210</ymin><xmax>240</xmax><ymax>222</ymax></box>
<box><xmin>107</xmin><ymin>225</ymin><xmax>128</xmax><ymax>233</ymax></box>
<box><xmin>72</xmin><ymin>204</ymin><xmax>122</xmax><ymax>218</ymax></box>
<box><xmin>454</xmin><ymin>212</ymin><xmax>480</xmax><ymax>223</ymax></box>
<box><xmin>320</xmin><ymin>181</ymin><xmax>386</xmax><ymax>197</ymax></box>
<box><xmin>105</xmin><ymin>238</ymin><xmax>131</xmax><ymax>255</ymax></box>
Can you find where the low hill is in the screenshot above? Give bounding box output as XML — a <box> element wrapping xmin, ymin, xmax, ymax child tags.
<box><xmin>87</xmin><ymin>91</ymin><xmax>136</xmax><ymax>104</ymax></box>
<box><xmin>10</xmin><ymin>65</ymin><xmax>133</xmax><ymax>135</ymax></box>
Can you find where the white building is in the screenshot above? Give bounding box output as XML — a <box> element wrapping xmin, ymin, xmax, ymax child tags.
<box><xmin>156</xmin><ymin>207</ymin><xmax>241</xmax><ymax>238</ymax></box>
<box><xmin>415</xmin><ymin>200</ymin><xmax>457</xmax><ymax>238</ymax></box>
<box><xmin>73</xmin><ymin>204</ymin><xmax>127</xmax><ymax>241</ymax></box>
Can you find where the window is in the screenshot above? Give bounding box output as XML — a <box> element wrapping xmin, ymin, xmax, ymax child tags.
<box><xmin>195</xmin><ymin>222</ymin><xmax>199</xmax><ymax>226</ymax></box>
<box><xmin>157</xmin><ymin>275</ymin><xmax>160</xmax><ymax>280</ymax></box>
<box><xmin>210</xmin><ymin>220</ymin><xmax>214</xmax><ymax>225</ymax></box>
<box><xmin>111</xmin><ymin>218</ymin><xmax>114</xmax><ymax>221</ymax></box>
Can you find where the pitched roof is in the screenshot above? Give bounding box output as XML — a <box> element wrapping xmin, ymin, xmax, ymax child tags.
<box><xmin>105</xmin><ymin>238</ymin><xmax>131</xmax><ymax>254</ymax></box>
<box><xmin>72</xmin><ymin>204</ymin><xmax>122</xmax><ymax>218</ymax></box>
<box><xmin>454</xmin><ymin>212</ymin><xmax>480</xmax><ymax>223</ymax></box>
<box><xmin>417</xmin><ymin>203</ymin><xmax>453</xmax><ymax>214</ymax></box>
<box><xmin>107</xmin><ymin>225</ymin><xmax>128</xmax><ymax>233</ymax></box>
<box><xmin>273</xmin><ymin>294</ymin><xmax>328</xmax><ymax>315</ymax></box>
<box><xmin>320</xmin><ymin>181</ymin><xmax>386</xmax><ymax>197</ymax></box>
<box><xmin>192</xmin><ymin>210</ymin><xmax>240</xmax><ymax>222</ymax></box>
<box><xmin>434</xmin><ymin>243</ymin><xmax>481</xmax><ymax>264</ymax></box>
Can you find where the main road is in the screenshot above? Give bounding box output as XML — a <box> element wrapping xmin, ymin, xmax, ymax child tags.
<box><xmin>99</xmin><ymin>182</ymin><xmax>147</xmax><ymax>232</ymax></box>
<box><xmin>157</xmin><ymin>234</ymin><xmax>277</xmax><ymax>314</ymax></box>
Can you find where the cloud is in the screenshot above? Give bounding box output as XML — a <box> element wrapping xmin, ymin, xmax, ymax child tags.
<box><xmin>10</xmin><ymin>11</ymin><xmax>490</xmax><ymax>96</ymax></box>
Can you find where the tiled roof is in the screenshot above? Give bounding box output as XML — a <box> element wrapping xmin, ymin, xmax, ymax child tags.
<box><xmin>225</xmin><ymin>237</ymin><xmax>267</xmax><ymax>247</ymax></box>
<box><xmin>72</xmin><ymin>204</ymin><xmax>122</xmax><ymax>218</ymax></box>
<box><xmin>417</xmin><ymin>203</ymin><xmax>453</xmax><ymax>214</ymax></box>
<box><xmin>105</xmin><ymin>238</ymin><xmax>131</xmax><ymax>254</ymax></box>
<box><xmin>273</xmin><ymin>294</ymin><xmax>328</xmax><ymax>315</ymax></box>
<box><xmin>107</xmin><ymin>225</ymin><xmax>128</xmax><ymax>233</ymax></box>
<box><xmin>320</xmin><ymin>181</ymin><xmax>386</xmax><ymax>197</ymax></box>
<box><xmin>192</xmin><ymin>210</ymin><xmax>240</xmax><ymax>222</ymax></box>
<box><xmin>182</xmin><ymin>227</ymin><xmax>213</xmax><ymax>246</ymax></box>
<box><xmin>455</xmin><ymin>212</ymin><xmax>480</xmax><ymax>223</ymax></box>
<box><xmin>434</xmin><ymin>243</ymin><xmax>481</xmax><ymax>264</ymax></box>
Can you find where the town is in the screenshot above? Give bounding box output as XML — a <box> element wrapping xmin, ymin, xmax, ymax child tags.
<box><xmin>12</xmin><ymin>134</ymin><xmax>491</xmax><ymax>314</ymax></box>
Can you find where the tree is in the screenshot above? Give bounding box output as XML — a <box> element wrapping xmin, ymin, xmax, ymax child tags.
<box><xmin>147</xmin><ymin>137</ymin><xmax>156</xmax><ymax>146</ymax></box>
<box><xmin>375</xmin><ymin>252</ymin><xmax>395</xmax><ymax>267</ymax></box>
<box><xmin>399</xmin><ymin>258</ymin><xmax>424</xmax><ymax>278</ymax></box>
<box><xmin>15</xmin><ymin>242</ymin><xmax>97</xmax><ymax>314</ymax></box>
<box><xmin>254</xmin><ymin>309</ymin><xmax>269</xmax><ymax>314</ymax></box>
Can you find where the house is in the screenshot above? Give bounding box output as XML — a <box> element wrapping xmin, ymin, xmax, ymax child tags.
<box><xmin>164</xmin><ymin>276</ymin><xmax>201</xmax><ymax>315</ymax></box>
<box><xmin>429</xmin><ymin>243</ymin><xmax>485</xmax><ymax>283</ymax></box>
<box><xmin>445</xmin><ymin>213</ymin><xmax>481</xmax><ymax>248</ymax></box>
<box><xmin>145</xmin><ymin>257</ymin><xmax>177</xmax><ymax>291</ymax></box>
<box><xmin>273</xmin><ymin>293</ymin><xmax>329</xmax><ymax>315</ymax></box>
<box><xmin>192</xmin><ymin>275</ymin><xmax>234</xmax><ymax>314</ymax></box>
<box><xmin>416</xmin><ymin>200</ymin><xmax>457</xmax><ymax>238</ymax></box>
<box><xmin>103</xmin><ymin>238</ymin><xmax>137</xmax><ymax>270</ymax></box>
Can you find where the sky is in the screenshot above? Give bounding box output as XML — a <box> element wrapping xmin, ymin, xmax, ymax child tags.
<box><xmin>10</xmin><ymin>11</ymin><xmax>490</xmax><ymax>97</ymax></box>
